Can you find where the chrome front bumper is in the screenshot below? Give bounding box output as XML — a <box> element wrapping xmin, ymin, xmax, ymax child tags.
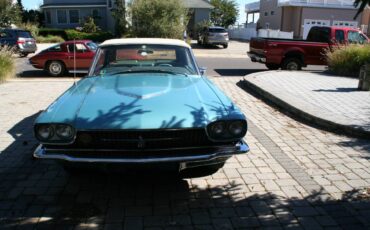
<box><xmin>33</xmin><ymin>140</ymin><xmax>249</xmax><ymax>164</ymax></box>
<box><xmin>247</xmin><ymin>52</ymin><xmax>266</xmax><ymax>63</ymax></box>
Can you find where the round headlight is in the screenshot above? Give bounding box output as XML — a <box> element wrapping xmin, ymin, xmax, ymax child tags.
<box><xmin>229</xmin><ymin>121</ymin><xmax>245</xmax><ymax>136</ymax></box>
<box><xmin>211</xmin><ymin>122</ymin><xmax>226</xmax><ymax>136</ymax></box>
<box><xmin>56</xmin><ymin>125</ymin><xmax>75</xmax><ymax>139</ymax></box>
<box><xmin>37</xmin><ymin>125</ymin><xmax>54</xmax><ymax>140</ymax></box>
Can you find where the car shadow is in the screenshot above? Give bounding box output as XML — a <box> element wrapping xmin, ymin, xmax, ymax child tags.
<box><xmin>1</xmin><ymin>112</ymin><xmax>370</xmax><ymax>229</ymax></box>
<box><xmin>17</xmin><ymin>70</ymin><xmax>86</xmax><ymax>78</ymax></box>
<box><xmin>313</xmin><ymin>87</ymin><xmax>359</xmax><ymax>93</ymax></box>
<box><xmin>214</xmin><ymin>69</ymin><xmax>266</xmax><ymax>77</ymax></box>
<box><xmin>191</xmin><ymin>43</ymin><xmax>225</xmax><ymax>50</ymax></box>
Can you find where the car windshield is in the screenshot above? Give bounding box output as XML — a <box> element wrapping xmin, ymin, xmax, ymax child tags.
<box><xmin>90</xmin><ymin>44</ymin><xmax>198</xmax><ymax>77</ymax></box>
<box><xmin>86</xmin><ymin>42</ymin><xmax>98</xmax><ymax>50</ymax></box>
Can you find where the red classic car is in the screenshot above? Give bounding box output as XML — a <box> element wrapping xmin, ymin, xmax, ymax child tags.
<box><xmin>29</xmin><ymin>40</ymin><xmax>98</xmax><ymax>76</ymax></box>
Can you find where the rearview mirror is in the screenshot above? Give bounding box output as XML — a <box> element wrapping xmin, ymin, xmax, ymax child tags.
<box><xmin>199</xmin><ymin>67</ymin><xmax>207</xmax><ymax>75</ymax></box>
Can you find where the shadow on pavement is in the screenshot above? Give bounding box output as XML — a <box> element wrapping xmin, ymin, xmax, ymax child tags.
<box><xmin>214</xmin><ymin>69</ymin><xmax>265</xmax><ymax>77</ymax></box>
<box><xmin>17</xmin><ymin>70</ymin><xmax>86</xmax><ymax>79</ymax></box>
<box><xmin>191</xmin><ymin>43</ymin><xmax>225</xmax><ymax>50</ymax></box>
<box><xmin>1</xmin><ymin>112</ymin><xmax>370</xmax><ymax>229</ymax></box>
<box><xmin>313</xmin><ymin>87</ymin><xmax>358</xmax><ymax>93</ymax></box>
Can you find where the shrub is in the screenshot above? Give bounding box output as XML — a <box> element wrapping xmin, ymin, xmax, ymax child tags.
<box><xmin>0</xmin><ymin>46</ymin><xmax>15</xmax><ymax>83</ymax></box>
<box><xmin>82</xmin><ymin>16</ymin><xmax>97</xmax><ymax>33</ymax></box>
<box><xmin>131</xmin><ymin>0</ymin><xmax>188</xmax><ymax>39</ymax></box>
<box><xmin>325</xmin><ymin>44</ymin><xmax>370</xmax><ymax>76</ymax></box>
<box><xmin>65</xmin><ymin>29</ymin><xmax>113</xmax><ymax>42</ymax></box>
<box><xmin>39</xmin><ymin>28</ymin><xmax>67</xmax><ymax>40</ymax></box>
<box><xmin>36</xmin><ymin>35</ymin><xmax>64</xmax><ymax>43</ymax></box>
<box><xmin>18</xmin><ymin>22</ymin><xmax>39</xmax><ymax>37</ymax></box>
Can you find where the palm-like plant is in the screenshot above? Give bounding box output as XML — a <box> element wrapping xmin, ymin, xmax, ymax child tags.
<box><xmin>354</xmin><ymin>0</ymin><xmax>370</xmax><ymax>19</ymax></box>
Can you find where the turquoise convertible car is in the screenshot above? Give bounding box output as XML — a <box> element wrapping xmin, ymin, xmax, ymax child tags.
<box><xmin>33</xmin><ymin>38</ymin><xmax>249</xmax><ymax>177</ymax></box>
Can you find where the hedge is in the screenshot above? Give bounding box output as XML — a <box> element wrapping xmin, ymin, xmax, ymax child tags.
<box><xmin>36</xmin><ymin>35</ymin><xmax>65</xmax><ymax>43</ymax></box>
<box><xmin>65</xmin><ymin>29</ymin><xmax>114</xmax><ymax>42</ymax></box>
<box><xmin>39</xmin><ymin>28</ymin><xmax>67</xmax><ymax>40</ymax></box>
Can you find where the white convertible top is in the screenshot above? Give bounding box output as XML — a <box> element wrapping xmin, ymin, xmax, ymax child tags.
<box><xmin>100</xmin><ymin>38</ymin><xmax>190</xmax><ymax>48</ymax></box>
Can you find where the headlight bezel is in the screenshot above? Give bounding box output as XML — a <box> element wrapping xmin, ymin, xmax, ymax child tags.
<box><xmin>34</xmin><ymin>123</ymin><xmax>76</xmax><ymax>144</ymax></box>
<box><xmin>207</xmin><ymin>119</ymin><xmax>247</xmax><ymax>141</ymax></box>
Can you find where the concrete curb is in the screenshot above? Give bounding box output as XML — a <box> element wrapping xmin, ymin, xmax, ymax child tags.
<box><xmin>240</xmin><ymin>73</ymin><xmax>370</xmax><ymax>140</ymax></box>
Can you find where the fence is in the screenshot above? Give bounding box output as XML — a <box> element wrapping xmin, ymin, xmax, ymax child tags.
<box><xmin>258</xmin><ymin>29</ymin><xmax>294</xmax><ymax>39</ymax></box>
<box><xmin>228</xmin><ymin>28</ymin><xmax>257</xmax><ymax>40</ymax></box>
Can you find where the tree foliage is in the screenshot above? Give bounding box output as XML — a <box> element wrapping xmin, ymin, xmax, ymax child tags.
<box><xmin>0</xmin><ymin>0</ymin><xmax>22</xmax><ymax>27</ymax></box>
<box><xmin>131</xmin><ymin>0</ymin><xmax>187</xmax><ymax>39</ymax></box>
<box><xmin>354</xmin><ymin>0</ymin><xmax>370</xmax><ymax>19</ymax></box>
<box><xmin>210</xmin><ymin>0</ymin><xmax>238</xmax><ymax>28</ymax></box>
<box><xmin>112</xmin><ymin>0</ymin><xmax>127</xmax><ymax>36</ymax></box>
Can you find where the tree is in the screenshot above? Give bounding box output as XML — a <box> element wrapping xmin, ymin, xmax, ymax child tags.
<box><xmin>354</xmin><ymin>0</ymin><xmax>370</xmax><ymax>19</ymax></box>
<box><xmin>0</xmin><ymin>0</ymin><xmax>22</xmax><ymax>27</ymax></box>
<box><xmin>131</xmin><ymin>0</ymin><xmax>187</xmax><ymax>39</ymax></box>
<box><xmin>23</xmin><ymin>9</ymin><xmax>43</xmax><ymax>24</ymax></box>
<box><xmin>112</xmin><ymin>0</ymin><xmax>127</xmax><ymax>36</ymax></box>
<box><xmin>210</xmin><ymin>0</ymin><xmax>238</xmax><ymax>28</ymax></box>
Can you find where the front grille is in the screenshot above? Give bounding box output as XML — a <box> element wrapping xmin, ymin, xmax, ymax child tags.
<box><xmin>46</xmin><ymin>129</ymin><xmax>235</xmax><ymax>150</ymax></box>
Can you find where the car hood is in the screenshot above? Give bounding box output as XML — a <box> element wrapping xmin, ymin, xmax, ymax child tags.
<box><xmin>36</xmin><ymin>74</ymin><xmax>244</xmax><ymax>130</ymax></box>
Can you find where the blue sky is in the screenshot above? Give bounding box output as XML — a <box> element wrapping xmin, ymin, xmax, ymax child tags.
<box><xmin>22</xmin><ymin>0</ymin><xmax>253</xmax><ymax>24</ymax></box>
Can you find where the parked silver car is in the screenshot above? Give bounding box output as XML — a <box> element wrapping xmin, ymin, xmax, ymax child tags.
<box><xmin>197</xmin><ymin>26</ymin><xmax>229</xmax><ymax>48</ymax></box>
<box><xmin>0</xmin><ymin>29</ymin><xmax>37</xmax><ymax>57</ymax></box>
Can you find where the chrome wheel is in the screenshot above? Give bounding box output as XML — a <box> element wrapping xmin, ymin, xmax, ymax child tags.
<box><xmin>282</xmin><ymin>58</ymin><xmax>302</xmax><ymax>71</ymax></box>
<box><xmin>48</xmin><ymin>61</ymin><xmax>64</xmax><ymax>76</ymax></box>
<box><xmin>286</xmin><ymin>62</ymin><xmax>299</xmax><ymax>70</ymax></box>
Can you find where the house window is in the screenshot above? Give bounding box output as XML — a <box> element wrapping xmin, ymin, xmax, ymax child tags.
<box><xmin>57</xmin><ymin>10</ymin><xmax>67</xmax><ymax>24</ymax></box>
<box><xmin>45</xmin><ymin>10</ymin><xmax>51</xmax><ymax>24</ymax></box>
<box><xmin>265</xmin><ymin>23</ymin><xmax>270</xmax><ymax>29</ymax></box>
<box><xmin>69</xmin><ymin>10</ymin><xmax>79</xmax><ymax>24</ymax></box>
<box><xmin>92</xmin><ymin>9</ymin><xmax>100</xmax><ymax>19</ymax></box>
<box><xmin>271</xmin><ymin>11</ymin><xmax>274</xmax><ymax>15</ymax></box>
<box><xmin>264</xmin><ymin>12</ymin><xmax>268</xmax><ymax>16</ymax></box>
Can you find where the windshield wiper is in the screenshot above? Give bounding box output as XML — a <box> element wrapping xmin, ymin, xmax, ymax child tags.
<box><xmin>110</xmin><ymin>69</ymin><xmax>188</xmax><ymax>77</ymax></box>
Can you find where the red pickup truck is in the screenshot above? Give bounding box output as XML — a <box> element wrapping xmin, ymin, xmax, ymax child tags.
<box><xmin>248</xmin><ymin>26</ymin><xmax>369</xmax><ymax>70</ymax></box>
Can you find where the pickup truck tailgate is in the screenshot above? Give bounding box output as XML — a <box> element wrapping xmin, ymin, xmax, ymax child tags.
<box><xmin>249</xmin><ymin>37</ymin><xmax>266</xmax><ymax>56</ymax></box>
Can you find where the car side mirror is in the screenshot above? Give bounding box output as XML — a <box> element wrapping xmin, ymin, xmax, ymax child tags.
<box><xmin>199</xmin><ymin>67</ymin><xmax>207</xmax><ymax>75</ymax></box>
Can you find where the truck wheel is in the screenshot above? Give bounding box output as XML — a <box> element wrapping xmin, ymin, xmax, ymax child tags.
<box><xmin>266</xmin><ymin>63</ymin><xmax>280</xmax><ymax>70</ymax></box>
<box><xmin>282</xmin><ymin>58</ymin><xmax>302</xmax><ymax>70</ymax></box>
<box><xmin>47</xmin><ymin>61</ymin><xmax>65</xmax><ymax>77</ymax></box>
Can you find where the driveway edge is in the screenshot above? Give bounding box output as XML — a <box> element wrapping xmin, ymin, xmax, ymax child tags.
<box><xmin>240</xmin><ymin>73</ymin><xmax>370</xmax><ymax>140</ymax></box>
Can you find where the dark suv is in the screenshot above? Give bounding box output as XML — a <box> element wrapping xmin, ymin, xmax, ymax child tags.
<box><xmin>197</xmin><ymin>26</ymin><xmax>229</xmax><ymax>48</ymax></box>
<box><xmin>0</xmin><ymin>28</ymin><xmax>37</xmax><ymax>57</ymax></box>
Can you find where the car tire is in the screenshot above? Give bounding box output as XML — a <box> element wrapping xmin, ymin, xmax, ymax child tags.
<box><xmin>223</xmin><ymin>44</ymin><xmax>228</xmax><ymax>49</ymax></box>
<box><xmin>47</xmin><ymin>61</ymin><xmax>65</xmax><ymax>77</ymax></box>
<box><xmin>281</xmin><ymin>58</ymin><xmax>302</xmax><ymax>71</ymax></box>
<box><xmin>180</xmin><ymin>162</ymin><xmax>225</xmax><ymax>178</ymax></box>
<box><xmin>19</xmin><ymin>53</ymin><xmax>28</xmax><ymax>58</ymax></box>
<box><xmin>266</xmin><ymin>63</ymin><xmax>280</xmax><ymax>70</ymax></box>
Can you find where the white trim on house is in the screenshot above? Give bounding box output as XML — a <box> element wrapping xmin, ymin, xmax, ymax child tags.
<box><xmin>41</xmin><ymin>5</ymin><xmax>107</xmax><ymax>9</ymax></box>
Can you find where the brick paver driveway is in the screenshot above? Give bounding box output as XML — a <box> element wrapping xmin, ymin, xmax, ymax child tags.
<box><xmin>1</xmin><ymin>75</ymin><xmax>370</xmax><ymax>229</ymax></box>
